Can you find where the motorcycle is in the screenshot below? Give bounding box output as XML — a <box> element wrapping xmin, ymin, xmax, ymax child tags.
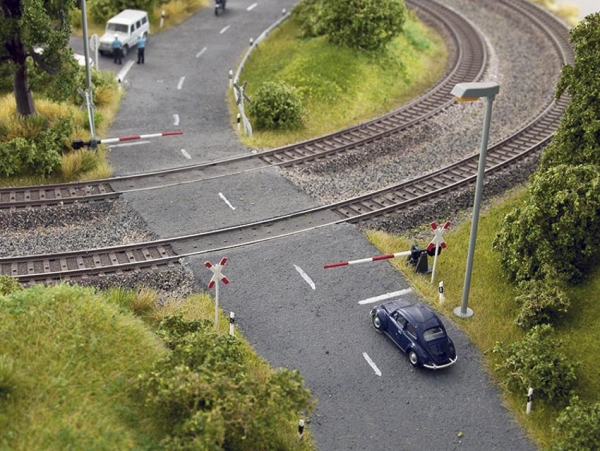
<box><xmin>215</xmin><ymin>0</ymin><xmax>226</xmax><ymax>15</ymax></box>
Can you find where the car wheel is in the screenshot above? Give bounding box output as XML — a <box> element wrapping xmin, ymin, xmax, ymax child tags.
<box><xmin>372</xmin><ymin>314</ymin><xmax>383</xmax><ymax>332</ymax></box>
<box><xmin>408</xmin><ymin>350</ymin><xmax>419</xmax><ymax>367</ymax></box>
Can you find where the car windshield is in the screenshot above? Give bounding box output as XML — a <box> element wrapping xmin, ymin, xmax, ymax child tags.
<box><xmin>423</xmin><ymin>327</ymin><xmax>446</xmax><ymax>342</ymax></box>
<box><xmin>106</xmin><ymin>23</ymin><xmax>129</xmax><ymax>33</ymax></box>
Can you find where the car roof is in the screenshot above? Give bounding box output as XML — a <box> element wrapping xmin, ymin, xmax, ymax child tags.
<box><xmin>383</xmin><ymin>301</ymin><xmax>442</xmax><ymax>330</ymax></box>
<box><xmin>108</xmin><ymin>9</ymin><xmax>147</xmax><ymax>23</ymax></box>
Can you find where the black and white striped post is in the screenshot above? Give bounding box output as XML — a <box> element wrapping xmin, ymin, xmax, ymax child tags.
<box><xmin>229</xmin><ymin>312</ymin><xmax>235</xmax><ymax>336</ymax></box>
<box><xmin>229</xmin><ymin>69</ymin><xmax>233</xmax><ymax>88</ymax></box>
<box><xmin>160</xmin><ymin>10</ymin><xmax>166</xmax><ymax>28</ymax></box>
<box><xmin>438</xmin><ymin>280</ymin><xmax>445</xmax><ymax>304</ymax></box>
<box><xmin>526</xmin><ymin>387</ymin><xmax>533</xmax><ymax>414</ymax></box>
<box><xmin>298</xmin><ymin>419</ymin><xmax>305</xmax><ymax>441</ymax></box>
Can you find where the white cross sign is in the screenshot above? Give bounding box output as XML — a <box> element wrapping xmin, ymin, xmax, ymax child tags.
<box><xmin>205</xmin><ymin>257</ymin><xmax>230</xmax><ymax>289</ymax></box>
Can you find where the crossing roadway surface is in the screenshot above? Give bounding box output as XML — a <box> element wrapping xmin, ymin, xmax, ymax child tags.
<box><xmin>73</xmin><ymin>1</ymin><xmax>539</xmax><ymax>449</ymax></box>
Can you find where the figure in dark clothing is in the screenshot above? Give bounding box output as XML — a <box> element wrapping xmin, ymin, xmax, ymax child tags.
<box><xmin>112</xmin><ymin>36</ymin><xmax>122</xmax><ymax>65</ymax></box>
<box><xmin>137</xmin><ymin>35</ymin><xmax>146</xmax><ymax>64</ymax></box>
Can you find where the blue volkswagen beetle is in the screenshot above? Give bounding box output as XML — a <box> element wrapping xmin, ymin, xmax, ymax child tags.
<box><xmin>370</xmin><ymin>301</ymin><xmax>457</xmax><ymax>370</ymax></box>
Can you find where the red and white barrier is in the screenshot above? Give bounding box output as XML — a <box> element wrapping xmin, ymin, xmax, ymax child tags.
<box><xmin>99</xmin><ymin>130</ymin><xmax>183</xmax><ymax>144</ymax></box>
<box><xmin>324</xmin><ymin>251</ymin><xmax>411</xmax><ymax>269</ymax></box>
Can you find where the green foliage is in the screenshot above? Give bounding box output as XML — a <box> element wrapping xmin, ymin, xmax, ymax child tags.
<box><xmin>88</xmin><ymin>0</ymin><xmax>159</xmax><ymax>23</ymax></box>
<box><xmin>292</xmin><ymin>0</ymin><xmax>326</xmax><ymax>38</ymax></box>
<box><xmin>514</xmin><ymin>279</ymin><xmax>570</xmax><ymax>329</ymax></box>
<box><xmin>0</xmin><ymin>354</ymin><xmax>17</xmax><ymax>399</ymax></box>
<box><xmin>139</xmin><ymin>314</ymin><xmax>314</xmax><ymax>450</ymax></box>
<box><xmin>491</xmin><ymin>324</ymin><xmax>578</xmax><ymax>406</ymax></box>
<box><xmin>0</xmin><ymin>138</ymin><xmax>36</xmax><ymax>177</ymax></box>
<box><xmin>248</xmin><ymin>81</ymin><xmax>305</xmax><ymax>131</ymax></box>
<box><xmin>540</xmin><ymin>13</ymin><xmax>600</xmax><ymax>170</ymax></box>
<box><xmin>0</xmin><ymin>276</ymin><xmax>23</xmax><ymax>296</ymax></box>
<box><xmin>321</xmin><ymin>0</ymin><xmax>406</xmax><ymax>51</ymax></box>
<box><xmin>551</xmin><ymin>396</ymin><xmax>600</xmax><ymax>451</ymax></box>
<box><xmin>493</xmin><ymin>165</ymin><xmax>600</xmax><ymax>283</ymax></box>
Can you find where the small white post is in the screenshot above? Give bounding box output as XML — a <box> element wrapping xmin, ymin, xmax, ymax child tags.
<box><xmin>282</xmin><ymin>8</ymin><xmax>286</xmax><ymax>15</ymax></box>
<box><xmin>237</xmin><ymin>113</ymin><xmax>241</xmax><ymax>131</ymax></box>
<box><xmin>228</xmin><ymin>69</ymin><xmax>233</xmax><ymax>88</ymax></box>
<box><xmin>438</xmin><ymin>281</ymin><xmax>445</xmax><ymax>304</ymax></box>
<box><xmin>249</xmin><ymin>37</ymin><xmax>254</xmax><ymax>46</ymax></box>
<box><xmin>229</xmin><ymin>312</ymin><xmax>235</xmax><ymax>336</ymax></box>
<box><xmin>298</xmin><ymin>419</ymin><xmax>305</xmax><ymax>441</ymax></box>
<box><xmin>526</xmin><ymin>388</ymin><xmax>533</xmax><ymax>414</ymax></box>
<box><xmin>160</xmin><ymin>10</ymin><xmax>165</xmax><ymax>28</ymax></box>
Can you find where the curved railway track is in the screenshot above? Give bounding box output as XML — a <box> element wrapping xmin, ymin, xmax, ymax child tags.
<box><xmin>0</xmin><ymin>0</ymin><xmax>573</xmax><ymax>284</ymax></box>
<box><xmin>0</xmin><ymin>0</ymin><xmax>485</xmax><ymax>208</ymax></box>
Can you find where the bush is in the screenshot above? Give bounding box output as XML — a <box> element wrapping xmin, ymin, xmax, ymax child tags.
<box><xmin>322</xmin><ymin>0</ymin><xmax>406</xmax><ymax>51</ymax></box>
<box><xmin>139</xmin><ymin>314</ymin><xmax>313</xmax><ymax>450</ymax></box>
<box><xmin>0</xmin><ymin>276</ymin><xmax>22</xmax><ymax>296</ymax></box>
<box><xmin>292</xmin><ymin>0</ymin><xmax>327</xmax><ymax>38</ymax></box>
<box><xmin>248</xmin><ymin>81</ymin><xmax>305</xmax><ymax>131</ymax></box>
<box><xmin>514</xmin><ymin>279</ymin><xmax>570</xmax><ymax>329</ymax></box>
<box><xmin>551</xmin><ymin>396</ymin><xmax>600</xmax><ymax>451</ymax></box>
<box><xmin>493</xmin><ymin>164</ymin><xmax>600</xmax><ymax>283</ymax></box>
<box><xmin>491</xmin><ymin>324</ymin><xmax>577</xmax><ymax>406</ymax></box>
<box><xmin>0</xmin><ymin>138</ymin><xmax>36</xmax><ymax>177</ymax></box>
<box><xmin>88</xmin><ymin>0</ymin><xmax>159</xmax><ymax>23</ymax></box>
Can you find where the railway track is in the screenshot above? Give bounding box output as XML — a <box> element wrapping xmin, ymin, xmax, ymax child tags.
<box><xmin>0</xmin><ymin>0</ymin><xmax>573</xmax><ymax>284</ymax></box>
<box><xmin>0</xmin><ymin>0</ymin><xmax>486</xmax><ymax>208</ymax></box>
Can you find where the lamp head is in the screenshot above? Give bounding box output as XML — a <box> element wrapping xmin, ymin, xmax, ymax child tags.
<box><xmin>451</xmin><ymin>82</ymin><xmax>499</xmax><ymax>102</ymax></box>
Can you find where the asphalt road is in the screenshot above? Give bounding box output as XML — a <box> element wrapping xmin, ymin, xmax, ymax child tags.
<box><xmin>91</xmin><ymin>1</ymin><xmax>540</xmax><ymax>449</ymax></box>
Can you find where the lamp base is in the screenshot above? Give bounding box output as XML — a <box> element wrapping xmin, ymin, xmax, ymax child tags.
<box><xmin>454</xmin><ymin>306</ymin><xmax>474</xmax><ymax>318</ymax></box>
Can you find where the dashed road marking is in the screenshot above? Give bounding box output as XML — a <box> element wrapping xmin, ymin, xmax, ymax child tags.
<box><xmin>173</xmin><ymin>114</ymin><xmax>180</xmax><ymax>126</ymax></box>
<box><xmin>219</xmin><ymin>192</ymin><xmax>236</xmax><ymax>210</ymax></box>
<box><xmin>220</xmin><ymin>25</ymin><xmax>231</xmax><ymax>34</ymax></box>
<box><xmin>196</xmin><ymin>47</ymin><xmax>207</xmax><ymax>58</ymax></box>
<box><xmin>177</xmin><ymin>76</ymin><xmax>185</xmax><ymax>90</ymax></box>
<box><xmin>358</xmin><ymin>288</ymin><xmax>413</xmax><ymax>305</ymax></box>
<box><xmin>181</xmin><ymin>149</ymin><xmax>191</xmax><ymax>159</ymax></box>
<box><xmin>247</xmin><ymin>3</ymin><xmax>257</xmax><ymax>10</ymax></box>
<box><xmin>294</xmin><ymin>265</ymin><xmax>316</xmax><ymax>290</ymax></box>
<box><xmin>363</xmin><ymin>352</ymin><xmax>382</xmax><ymax>376</ymax></box>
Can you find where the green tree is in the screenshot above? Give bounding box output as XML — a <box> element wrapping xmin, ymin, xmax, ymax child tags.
<box><xmin>540</xmin><ymin>13</ymin><xmax>600</xmax><ymax>169</ymax></box>
<box><xmin>0</xmin><ymin>0</ymin><xmax>76</xmax><ymax>116</ymax></box>
<box><xmin>322</xmin><ymin>0</ymin><xmax>406</xmax><ymax>51</ymax></box>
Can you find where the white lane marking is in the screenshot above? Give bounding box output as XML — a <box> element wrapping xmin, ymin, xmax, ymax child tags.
<box><xmin>177</xmin><ymin>77</ymin><xmax>185</xmax><ymax>90</ymax></box>
<box><xmin>219</xmin><ymin>192</ymin><xmax>236</xmax><ymax>210</ymax></box>
<box><xmin>220</xmin><ymin>25</ymin><xmax>231</xmax><ymax>34</ymax></box>
<box><xmin>173</xmin><ymin>114</ymin><xmax>180</xmax><ymax>126</ymax></box>
<box><xmin>363</xmin><ymin>352</ymin><xmax>382</xmax><ymax>376</ymax></box>
<box><xmin>196</xmin><ymin>47</ymin><xmax>207</xmax><ymax>58</ymax></box>
<box><xmin>108</xmin><ymin>140</ymin><xmax>150</xmax><ymax>149</ymax></box>
<box><xmin>358</xmin><ymin>288</ymin><xmax>413</xmax><ymax>305</ymax></box>
<box><xmin>181</xmin><ymin>149</ymin><xmax>191</xmax><ymax>159</ymax></box>
<box><xmin>116</xmin><ymin>61</ymin><xmax>135</xmax><ymax>83</ymax></box>
<box><xmin>247</xmin><ymin>3</ymin><xmax>257</xmax><ymax>10</ymax></box>
<box><xmin>294</xmin><ymin>265</ymin><xmax>316</xmax><ymax>290</ymax></box>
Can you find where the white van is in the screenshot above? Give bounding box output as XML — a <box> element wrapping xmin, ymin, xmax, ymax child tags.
<box><xmin>98</xmin><ymin>9</ymin><xmax>149</xmax><ymax>57</ymax></box>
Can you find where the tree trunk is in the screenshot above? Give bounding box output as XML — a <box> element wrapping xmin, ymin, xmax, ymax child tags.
<box><xmin>13</xmin><ymin>61</ymin><xmax>36</xmax><ymax>116</ymax></box>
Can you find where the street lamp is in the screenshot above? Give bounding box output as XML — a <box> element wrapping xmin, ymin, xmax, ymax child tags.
<box><xmin>451</xmin><ymin>82</ymin><xmax>500</xmax><ymax>318</ymax></box>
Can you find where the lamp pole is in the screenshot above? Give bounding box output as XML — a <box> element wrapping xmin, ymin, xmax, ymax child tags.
<box><xmin>450</xmin><ymin>82</ymin><xmax>500</xmax><ymax>318</ymax></box>
<box><xmin>80</xmin><ymin>0</ymin><xmax>96</xmax><ymax>141</ymax></box>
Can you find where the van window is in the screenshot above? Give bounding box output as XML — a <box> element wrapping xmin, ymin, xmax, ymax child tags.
<box><xmin>142</xmin><ymin>17</ymin><xmax>147</xmax><ymax>25</ymax></box>
<box><xmin>130</xmin><ymin>25</ymin><xmax>134</xmax><ymax>33</ymax></box>
<box><xmin>107</xmin><ymin>23</ymin><xmax>129</xmax><ymax>33</ymax></box>
<box><xmin>136</xmin><ymin>20</ymin><xmax>141</xmax><ymax>28</ymax></box>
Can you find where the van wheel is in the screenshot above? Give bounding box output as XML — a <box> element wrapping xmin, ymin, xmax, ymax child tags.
<box><xmin>122</xmin><ymin>45</ymin><xmax>128</xmax><ymax>57</ymax></box>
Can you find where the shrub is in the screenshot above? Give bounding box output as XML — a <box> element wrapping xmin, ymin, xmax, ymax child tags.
<box><xmin>248</xmin><ymin>81</ymin><xmax>305</xmax><ymax>131</ymax></box>
<box><xmin>292</xmin><ymin>0</ymin><xmax>327</xmax><ymax>38</ymax></box>
<box><xmin>491</xmin><ymin>324</ymin><xmax>577</xmax><ymax>406</ymax></box>
<box><xmin>551</xmin><ymin>396</ymin><xmax>600</xmax><ymax>451</ymax></box>
<box><xmin>493</xmin><ymin>164</ymin><xmax>600</xmax><ymax>283</ymax></box>
<box><xmin>0</xmin><ymin>355</ymin><xmax>17</xmax><ymax>399</ymax></box>
<box><xmin>514</xmin><ymin>279</ymin><xmax>570</xmax><ymax>329</ymax></box>
<box><xmin>59</xmin><ymin>149</ymin><xmax>99</xmax><ymax>180</ymax></box>
<box><xmin>322</xmin><ymin>0</ymin><xmax>406</xmax><ymax>51</ymax></box>
<box><xmin>139</xmin><ymin>314</ymin><xmax>313</xmax><ymax>450</ymax></box>
<box><xmin>0</xmin><ymin>138</ymin><xmax>36</xmax><ymax>177</ymax></box>
<box><xmin>0</xmin><ymin>276</ymin><xmax>22</xmax><ymax>296</ymax></box>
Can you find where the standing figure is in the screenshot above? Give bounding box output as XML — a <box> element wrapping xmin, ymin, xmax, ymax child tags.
<box><xmin>112</xmin><ymin>35</ymin><xmax>122</xmax><ymax>65</ymax></box>
<box><xmin>137</xmin><ymin>35</ymin><xmax>146</xmax><ymax>64</ymax></box>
